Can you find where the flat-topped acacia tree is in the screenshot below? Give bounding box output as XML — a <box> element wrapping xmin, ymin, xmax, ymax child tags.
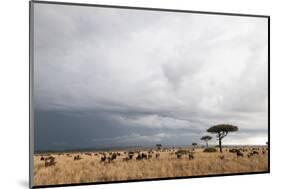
<box><xmin>192</xmin><ymin>142</ymin><xmax>197</xmax><ymax>151</ymax></box>
<box><xmin>200</xmin><ymin>135</ymin><xmax>212</xmax><ymax>148</ymax></box>
<box><xmin>207</xmin><ymin>124</ymin><xmax>238</xmax><ymax>153</ymax></box>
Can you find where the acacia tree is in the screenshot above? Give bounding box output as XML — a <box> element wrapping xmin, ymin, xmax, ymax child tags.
<box><xmin>192</xmin><ymin>142</ymin><xmax>197</xmax><ymax>150</ymax></box>
<box><xmin>200</xmin><ymin>135</ymin><xmax>212</xmax><ymax>148</ymax></box>
<box><xmin>156</xmin><ymin>144</ymin><xmax>162</xmax><ymax>150</ymax></box>
<box><xmin>207</xmin><ymin>124</ymin><xmax>238</xmax><ymax>153</ymax></box>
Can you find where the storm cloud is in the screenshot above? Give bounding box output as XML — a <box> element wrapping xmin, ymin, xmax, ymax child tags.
<box><xmin>33</xmin><ymin>3</ymin><xmax>268</xmax><ymax>151</ymax></box>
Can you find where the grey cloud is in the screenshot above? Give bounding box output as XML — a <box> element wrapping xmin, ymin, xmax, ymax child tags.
<box><xmin>33</xmin><ymin>3</ymin><xmax>268</xmax><ymax>151</ymax></box>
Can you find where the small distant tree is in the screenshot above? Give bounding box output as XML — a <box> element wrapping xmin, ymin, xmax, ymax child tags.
<box><xmin>156</xmin><ymin>144</ymin><xmax>162</xmax><ymax>150</ymax></box>
<box><xmin>200</xmin><ymin>135</ymin><xmax>212</xmax><ymax>148</ymax></box>
<box><xmin>192</xmin><ymin>143</ymin><xmax>197</xmax><ymax>150</ymax></box>
<box><xmin>207</xmin><ymin>124</ymin><xmax>238</xmax><ymax>153</ymax></box>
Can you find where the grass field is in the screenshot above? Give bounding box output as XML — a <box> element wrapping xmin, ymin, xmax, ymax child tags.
<box><xmin>33</xmin><ymin>147</ymin><xmax>268</xmax><ymax>186</ymax></box>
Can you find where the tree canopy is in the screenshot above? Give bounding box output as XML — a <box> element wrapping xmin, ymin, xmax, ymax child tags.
<box><xmin>207</xmin><ymin>124</ymin><xmax>238</xmax><ymax>133</ymax></box>
<box><xmin>201</xmin><ymin>135</ymin><xmax>212</xmax><ymax>148</ymax></box>
<box><xmin>201</xmin><ymin>136</ymin><xmax>212</xmax><ymax>141</ymax></box>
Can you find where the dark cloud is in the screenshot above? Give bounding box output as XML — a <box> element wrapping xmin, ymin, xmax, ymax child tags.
<box><xmin>33</xmin><ymin>3</ymin><xmax>268</xmax><ymax>151</ymax></box>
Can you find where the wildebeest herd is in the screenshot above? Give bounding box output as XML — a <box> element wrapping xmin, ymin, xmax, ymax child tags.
<box><xmin>37</xmin><ymin>146</ymin><xmax>268</xmax><ymax>168</ymax></box>
<box><xmin>34</xmin><ymin>146</ymin><xmax>268</xmax><ymax>186</ymax></box>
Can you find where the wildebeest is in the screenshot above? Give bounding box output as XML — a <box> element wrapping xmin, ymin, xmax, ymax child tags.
<box><xmin>176</xmin><ymin>153</ymin><xmax>182</xmax><ymax>159</ymax></box>
<box><xmin>156</xmin><ymin>153</ymin><xmax>160</xmax><ymax>159</ymax></box>
<box><xmin>104</xmin><ymin>153</ymin><xmax>117</xmax><ymax>163</ymax></box>
<box><xmin>247</xmin><ymin>150</ymin><xmax>259</xmax><ymax>158</ymax></box>
<box><xmin>236</xmin><ymin>150</ymin><xmax>244</xmax><ymax>157</ymax></box>
<box><xmin>110</xmin><ymin>153</ymin><xmax>117</xmax><ymax>161</ymax></box>
<box><xmin>136</xmin><ymin>153</ymin><xmax>148</xmax><ymax>160</ymax></box>
<box><xmin>218</xmin><ymin>155</ymin><xmax>224</xmax><ymax>160</ymax></box>
<box><xmin>40</xmin><ymin>156</ymin><xmax>45</xmax><ymax>161</ymax></box>
<box><xmin>44</xmin><ymin>156</ymin><xmax>56</xmax><ymax>167</ymax></box>
<box><xmin>74</xmin><ymin>155</ymin><xmax>82</xmax><ymax>160</ymax></box>
<box><xmin>122</xmin><ymin>157</ymin><xmax>130</xmax><ymax>161</ymax></box>
<box><xmin>229</xmin><ymin>149</ymin><xmax>239</xmax><ymax>153</ymax></box>
<box><xmin>101</xmin><ymin>155</ymin><xmax>106</xmax><ymax>162</ymax></box>
<box><xmin>188</xmin><ymin>153</ymin><xmax>194</xmax><ymax>160</ymax></box>
<box><xmin>136</xmin><ymin>154</ymin><xmax>142</xmax><ymax>160</ymax></box>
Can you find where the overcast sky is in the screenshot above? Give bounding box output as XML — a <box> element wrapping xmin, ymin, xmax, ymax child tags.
<box><xmin>33</xmin><ymin>3</ymin><xmax>268</xmax><ymax>151</ymax></box>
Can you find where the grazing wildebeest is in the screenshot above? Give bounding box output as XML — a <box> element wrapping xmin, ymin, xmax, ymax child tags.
<box><xmin>100</xmin><ymin>155</ymin><xmax>106</xmax><ymax>162</ymax></box>
<box><xmin>156</xmin><ymin>153</ymin><xmax>160</xmax><ymax>159</ymax></box>
<box><xmin>74</xmin><ymin>155</ymin><xmax>82</xmax><ymax>160</ymax></box>
<box><xmin>111</xmin><ymin>153</ymin><xmax>117</xmax><ymax>160</ymax></box>
<box><xmin>136</xmin><ymin>154</ymin><xmax>142</xmax><ymax>160</ymax></box>
<box><xmin>176</xmin><ymin>153</ymin><xmax>182</xmax><ymax>159</ymax></box>
<box><xmin>40</xmin><ymin>156</ymin><xmax>45</xmax><ymax>161</ymax></box>
<box><xmin>247</xmin><ymin>150</ymin><xmax>259</xmax><ymax>158</ymax></box>
<box><xmin>106</xmin><ymin>153</ymin><xmax>117</xmax><ymax>163</ymax></box>
<box><xmin>136</xmin><ymin>153</ymin><xmax>147</xmax><ymax>160</ymax></box>
<box><xmin>123</xmin><ymin>157</ymin><xmax>130</xmax><ymax>161</ymax></box>
<box><xmin>142</xmin><ymin>153</ymin><xmax>148</xmax><ymax>159</ymax></box>
<box><xmin>236</xmin><ymin>150</ymin><xmax>243</xmax><ymax>157</ymax></box>
<box><xmin>218</xmin><ymin>155</ymin><xmax>224</xmax><ymax>160</ymax></box>
<box><xmin>188</xmin><ymin>153</ymin><xmax>194</xmax><ymax>160</ymax></box>
<box><xmin>229</xmin><ymin>149</ymin><xmax>239</xmax><ymax>153</ymax></box>
<box><xmin>45</xmin><ymin>156</ymin><xmax>56</xmax><ymax>167</ymax></box>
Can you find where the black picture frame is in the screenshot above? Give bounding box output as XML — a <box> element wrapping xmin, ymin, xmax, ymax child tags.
<box><xmin>29</xmin><ymin>1</ymin><xmax>270</xmax><ymax>188</ymax></box>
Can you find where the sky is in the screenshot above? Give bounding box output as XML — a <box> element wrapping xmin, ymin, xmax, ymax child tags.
<box><xmin>33</xmin><ymin>3</ymin><xmax>268</xmax><ymax>151</ymax></box>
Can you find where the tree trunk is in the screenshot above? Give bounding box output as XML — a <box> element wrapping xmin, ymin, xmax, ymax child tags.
<box><xmin>206</xmin><ymin>142</ymin><xmax>208</xmax><ymax>148</ymax></box>
<box><xmin>219</xmin><ymin>139</ymin><xmax>222</xmax><ymax>153</ymax></box>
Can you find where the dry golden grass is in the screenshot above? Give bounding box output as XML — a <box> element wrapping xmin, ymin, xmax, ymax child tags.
<box><xmin>33</xmin><ymin>147</ymin><xmax>268</xmax><ymax>186</ymax></box>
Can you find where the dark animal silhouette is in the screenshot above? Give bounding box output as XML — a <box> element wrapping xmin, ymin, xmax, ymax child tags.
<box><xmin>100</xmin><ymin>155</ymin><xmax>106</xmax><ymax>162</ymax></box>
<box><xmin>74</xmin><ymin>155</ymin><xmax>82</xmax><ymax>160</ymax></box>
<box><xmin>188</xmin><ymin>153</ymin><xmax>194</xmax><ymax>160</ymax></box>
<box><xmin>44</xmin><ymin>156</ymin><xmax>56</xmax><ymax>167</ymax></box>
<box><xmin>236</xmin><ymin>150</ymin><xmax>244</xmax><ymax>157</ymax></box>
<box><xmin>156</xmin><ymin>153</ymin><xmax>160</xmax><ymax>159</ymax></box>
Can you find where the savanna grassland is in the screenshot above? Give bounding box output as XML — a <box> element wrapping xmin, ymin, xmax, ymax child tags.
<box><xmin>33</xmin><ymin>147</ymin><xmax>268</xmax><ymax>186</ymax></box>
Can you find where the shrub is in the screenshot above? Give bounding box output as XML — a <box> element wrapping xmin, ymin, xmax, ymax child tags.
<box><xmin>203</xmin><ymin>148</ymin><xmax>217</xmax><ymax>153</ymax></box>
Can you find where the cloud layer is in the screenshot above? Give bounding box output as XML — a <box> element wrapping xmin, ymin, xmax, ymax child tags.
<box><xmin>33</xmin><ymin>3</ymin><xmax>268</xmax><ymax>151</ymax></box>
